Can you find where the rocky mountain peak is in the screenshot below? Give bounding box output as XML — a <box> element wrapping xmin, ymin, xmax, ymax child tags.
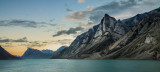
<box><xmin>52</xmin><ymin>7</ymin><xmax>160</xmax><ymax>59</ymax></box>
<box><xmin>101</xmin><ymin>14</ymin><xmax>116</xmax><ymax>29</ymax></box>
<box><xmin>52</xmin><ymin>13</ymin><xmax>129</xmax><ymax>58</ymax></box>
<box><xmin>104</xmin><ymin>14</ymin><xmax>110</xmax><ymax>18</ymax></box>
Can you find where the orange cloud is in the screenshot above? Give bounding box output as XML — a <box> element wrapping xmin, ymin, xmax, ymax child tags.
<box><xmin>113</xmin><ymin>13</ymin><xmax>132</xmax><ymax>19</ymax></box>
<box><xmin>78</xmin><ymin>0</ymin><xmax>85</xmax><ymax>3</ymax></box>
<box><xmin>66</xmin><ymin>11</ymin><xmax>86</xmax><ymax>21</ymax></box>
<box><xmin>87</xmin><ymin>6</ymin><xmax>94</xmax><ymax>11</ymax></box>
<box><xmin>66</xmin><ymin>6</ymin><xmax>94</xmax><ymax>21</ymax></box>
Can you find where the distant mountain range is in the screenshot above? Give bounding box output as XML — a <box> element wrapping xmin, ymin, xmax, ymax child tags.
<box><xmin>51</xmin><ymin>7</ymin><xmax>160</xmax><ymax>60</ymax></box>
<box><xmin>0</xmin><ymin>45</ymin><xmax>67</xmax><ymax>59</ymax></box>
<box><xmin>22</xmin><ymin>46</ymin><xmax>67</xmax><ymax>59</ymax></box>
<box><xmin>0</xmin><ymin>46</ymin><xmax>20</xmax><ymax>60</ymax></box>
<box><xmin>22</xmin><ymin>48</ymin><xmax>54</xmax><ymax>59</ymax></box>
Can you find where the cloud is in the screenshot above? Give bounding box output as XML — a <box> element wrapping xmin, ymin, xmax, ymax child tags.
<box><xmin>64</xmin><ymin>3</ymin><xmax>72</xmax><ymax>12</ymax></box>
<box><xmin>90</xmin><ymin>0</ymin><xmax>160</xmax><ymax>23</ymax></box>
<box><xmin>64</xmin><ymin>3</ymin><xmax>68</xmax><ymax>7</ymax></box>
<box><xmin>58</xmin><ymin>39</ymin><xmax>73</xmax><ymax>45</ymax></box>
<box><xmin>0</xmin><ymin>42</ymin><xmax>13</xmax><ymax>47</ymax></box>
<box><xmin>50</xmin><ymin>19</ymin><xmax>55</xmax><ymax>22</ymax></box>
<box><xmin>66</xmin><ymin>8</ymin><xmax>72</xmax><ymax>11</ymax></box>
<box><xmin>53</xmin><ymin>22</ymin><xmax>94</xmax><ymax>37</ymax></box>
<box><xmin>18</xmin><ymin>41</ymin><xmax>47</xmax><ymax>47</ymax></box>
<box><xmin>78</xmin><ymin>0</ymin><xmax>85</xmax><ymax>3</ymax></box>
<box><xmin>0</xmin><ymin>37</ymin><xmax>28</xmax><ymax>43</ymax></box>
<box><xmin>87</xmin><ymin>6</ymin><xmax>94</xmax><ymax>11</ymax></box>
<box><xmin>42</xmin><ymin>42</ymin><xmax>48</xmax><ymax>43</ymax></box>
<box><xmin>113</xmin><ymin>13</ymin><xmax>132</xmax><ymax>19</ymax></box>
<box><xmin>88</xmin><ymin>0</ymin><xmax>140</xmax><ymax>23</ymax></box>
<box><xmin>66</xmin><ymin>6</ymin><xmax>94</xmax><ymax>21</ymax></box>
<box><xmin>0</xmin><ymin>20</ymin><xmax>57</xmax><ymax>28</ymax></box>
<box><xmin>66</xmin><ymin>11</ymin><xmax>87</xmax><ymax>21</ymax></box>
<box><xmin>28</xmin><ymin>41</ymin><xmax>46</xmax><ymax>47</ymax></box>
<box><xmin>66</xmin><ymin>0</ymin><xmax>137</xmax><ymax>22</ymax></box>
<box><xmin>48</xmin><ymin>24</ymin><xmax>57</xmax><ymax>26</ymax></box>
<box><xmin>53</xmin><ymin>26</ymin><xmax>84</xmax><ymax>37</ymax></box>
<box><xmin>66</xmin><ymin>0</ymin><xmax>160</xmax><ymax>24</ymax></box>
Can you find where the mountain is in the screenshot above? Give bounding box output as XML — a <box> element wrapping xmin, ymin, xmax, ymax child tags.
<box><xmin>54</xmin><ymin>46</ymin><xmax>67</xmax><ymax>54</ymax></box>
<box><xmin>41</xmin><ymin>49</ymin><xmax>55</xmax><ymax>54</ymax></box>
<box><xmin>51</xmin><ymin>46</ymin><xmax>67</xmax><ymax>58</ymax></box>
<box><xmin>52</xmin><ymin>7</ymin><xmax>160</xmax><ymax>60</ymax></box>
<box><xmin>0</xmin><ymin>46</ymin><xmax>20</xmax><ymax>60</ymax></box>
<box><xmin>22</xmin><ymin>48</ymin><xmax>54</xmax><ymax>59</ymax></box>
<box><xmin>98</xmin><ymin>8</ymin><xmax>160</xmax><ymax>60</ymax></box>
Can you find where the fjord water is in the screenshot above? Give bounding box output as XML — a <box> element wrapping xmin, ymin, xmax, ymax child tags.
<box><xmin>0</xmin><ymin>59</ymin><xmax>160</xmax><ymax>72</ymax></box>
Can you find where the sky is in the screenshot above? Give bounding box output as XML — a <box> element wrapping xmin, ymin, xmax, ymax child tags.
<box><xmin>0</xmin><ymin>0</ymin><xmax>160</xmax><ymax>56</ymax></box>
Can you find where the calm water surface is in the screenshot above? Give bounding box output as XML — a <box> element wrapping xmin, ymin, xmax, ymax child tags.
<box><xmin>0</xmin><ymin>59</ymin><xmax>160</xmax><ymax>72</ymax></box>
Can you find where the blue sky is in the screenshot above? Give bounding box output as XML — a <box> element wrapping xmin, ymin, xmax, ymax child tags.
<box><xmin>0</xmin><ymin>0</ymin><xmax>108</xmax><ymax>21</ymax></box>
<box><xmin>0</xmin><ymin>0</ymin><xmax>160</xmax><ymax>56</ymax></box>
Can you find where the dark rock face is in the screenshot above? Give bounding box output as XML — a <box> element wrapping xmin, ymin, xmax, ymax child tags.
<box><xmin>53</xmin><ymin>46</ymin><xmax>67</xmax><ymax>54</ymax></box>
<box><xmin>51</xmin><ymin>46</ymin><xmax>67</xmax><ymax>59</ymax></box>
<box><xmin>0</xmin><ymin>46</ymin><xmax>20</xmax><ymax>60</ymax></box>
<box><xmin>100</xmin><ymin>8</ymin><xmax>160</xmax><ymax>60</ymax></box>
<box><xmin>41</xmin><ymin>49</ymin><xmax>55</xmax><ymax>54</ymax></box>
<box><xmin>22</xmin><ymin>48</ymin><xmax>54</xmax><ymax>59</ymax></box>
<box><xmin>52</xmin><ymin>7</ymin><xmax>160</xmax><ymax>60</ymax></box>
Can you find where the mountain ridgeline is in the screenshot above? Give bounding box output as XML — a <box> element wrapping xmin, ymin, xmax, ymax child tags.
<box><xmin>22</xmin><ymin>48</ymin><xmax>54</xmax><ymax>59</ymax></box>
<box><xmin>22</xmin><ymin>46</ymin><xmax>67</xmax><ymax>59</ymax></box>
<box><xmin>51</xmin><ymin>7</ymin><xmax>160</xmax><ymax>60</ymax></box>
<box><xmin>0</xmin><ymin>46</ymin><xmax>20</xmax><ymax>60</ymax></box>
